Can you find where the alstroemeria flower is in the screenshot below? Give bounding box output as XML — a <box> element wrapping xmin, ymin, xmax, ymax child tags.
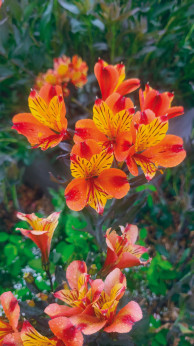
<box><xmin>70</xmin><ymin>55</ymin><xmax>88</xmax><ymax>88</ymax></box>
<box><xmin>139</xmin><ymin>83</ymin><xmax>184</xmax><ymax>120</ymax></box>
<box><xmin>74</xmin><ymin>97</ymin><xmax>135</xmax><ymax>162</ymax></box>
<box><xmin>70</xmin><ymin>268</ymin><xmax>142</xmax><ymax>335</ymax></box>
<box><xmin>45</xmin><ymin>260</ymin><xmax>104</xmax><ymax>319</ymax></box>
<box><xmin>0</xmin><ymin>291</ymin><xmax>22</xmax><ymax>345</ymax></box>
<box><xmin>94</xmin><ymin>59</ymin><xmax>140</xmax><ymax>100</ymax></box>
<box><xmin>124</xmin><ymin>116</ymin><xmax>186</xmax><ymax>180</ymax></box>
<box><xmin>21</xmin><ymin>319</ymin><xmax>83</xmax><ymax>346</ymax></box>
<box><xmin>16</xmin><ymin>211</ymin><xmax>61</xmax><ymax>265</ymax></box>
<box><xmin>71</xmin><ymin>139</ymin><xmax>102</xmax><ymax>161</ymax></box>
<box><xmin>12</xmin><ymin>84</ymin><xmax>69</xmax><ymax>150</ymax></box>
<box><xmin>65</xmin><ymin>150</ymin><xmax>129</xmax><ymax>213</ymax></box>
<box><xmin>101</xmin><ymin>224</ymin><xmax>151</xmax><ymax>276</ymax></box>
<box><xmin>53</xmin><ymin>55</ymin><xmax>71</xmax><ymax>83</ymax></box>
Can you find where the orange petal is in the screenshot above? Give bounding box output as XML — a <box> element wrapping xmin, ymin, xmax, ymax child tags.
<box><xmin>94</xmin><ymin>60</ymin><xmax>118</xmax><ymax>100</ymax></box>
<box><xmin>116</xmin><ymin>78</ymin><xmax>140</xmax><ymax>96</ymax></box>
<box><xmin>134</xmin><ymin>154</ymin><xmax>158</xmax><ymax>181</ymax></box>
<box><xmin>2</xmin><ymin>332</ymin><xmax>23</xmax><ymax>346</ymax></box>
<box><xmin>104</xmin><ymin>301</ymin><xmax>142</xmax><ymax>333</ymax></box>
<box><xmin>45</xmin><ymin>303</ymin><xmax>82</xmax><ymax>318</ymax></box>
<box><xmin>142</xmin><ymin>89</ymin><xmax>173</xmax><ymax>117</ymax></box>
<box><xmin>121</xmin><ymin>224</ymin><xmax>138</xmax><ymax>244</ymax></box>
<box><xmin>65</xmin><ymin>178</ymin><xmax>88</xmax><ymax>211</ymax></box>
<box><xmin>143</xmin><ymin>135</ymin><xmax>186</xmax><ymax>167</ymax></box>
<box><xmin>126</xmin><ymin>155</ymin><xmax>139</xmax><ymax>176</ymax></box>
<box><xmin>12</xmin><ymin>113</ymin><xmax>54</xmax><ymax>146</ymax></box>
<box><xmin>49</xmin><ymin>317</ymin><xmax>84</xmax><ymax>346</ymax></box>
<box><xmin>74</xmin><ymin>119</ymin><xmax>107</xmax><ymax>143</ymax></box>
<box><xmin>70</xmin><ymin>313</ymin><xmax>106</xmax><ymax>335</ymax></box>
<box><xmin>0</xmin><ymin>319</ymin><xmax>13</xmax><ymax>342</ymax></box>
<box><xmin>21</xmin><ymin>321</ymin><xmax>56</xmax><ymax>345</ymax></box>
<box><xmin>0</xmin><ymin>292</ymin><xmax>20</xmax><ymax>332</ymax></box>
<box><xmin>71</xmin><ymin>140</ymin><xmax>101</xmax><ymax>160</ymax></box>
<box><xmin>98</xmin><ymin>168</ymin><xmax>129</xmax><ymax>199</ymax></box>
<box><xmin>166</xmin><ymin>106</ymin><xmax>184</xmax><ymax>120</ymax></box>
<box><xmin>104</xmin><ymin>268</ymin><xmax>126</xmax><ymax>299</ymax></box>
<box><xmin>117</xmin><ymin>252</ymin><xmax>143</xmax><ymax>269</ymax></box>
<box><xmin>105</xmin><ymin>92</ymin><xmax>134</xmax><ymax>114</ymax></box>
<box><xmin>66</xmin><ymin>261</ymin><xmax>87</xmax><ymax>290</ymax></box>
<box><xmin>114</xmin><ymin>132</ymin><xmax>133</xmax><ymax>162</ymax></box>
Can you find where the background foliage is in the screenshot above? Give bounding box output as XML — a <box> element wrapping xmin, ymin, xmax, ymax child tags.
<box><xmin>0</xmin><ymin>0</ymin><xmax>193</xmax><ymax>345</ymax></box>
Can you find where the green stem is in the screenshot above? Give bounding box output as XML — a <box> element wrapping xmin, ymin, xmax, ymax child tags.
<box><xmin>11</xmin><ymin>184</ymin><xmax>19</xmax><ymax>210</ymax></box>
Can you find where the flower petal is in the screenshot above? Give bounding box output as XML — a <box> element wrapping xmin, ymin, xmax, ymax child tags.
<box><xmin>49</xmin><ymin>317</ymin><xmax>84</xmax><ymax>346</ymax></box>
<box><xmin>21</xmin><ymin>321</ymin><xmax>56</xmax><ymax>345</ymax></box>
<box><xmin>65</xmin><ymin>178</ymin><xmax>88</xmax><ymax>212</ymax></box>
<box><xmin>142</xmin><ymin>135</ymin><xmax>186</xmax><ymax>167</ymax></box>
<box><xmin>71</xmin><ymin>140</ymin><xmax>101</xmax><ymax>160</ymax></box>
<box><xmin>94</xmin><ymin>60</ymin><xmax>118</xmax><ymax>100</ymax></box>
<box><xmin>70</xmin><ymin>313</ymin><xmax>106</xmax><ymax>335</ymax></box>
<box><xmin>2</xmin><ymin>332</ymin><xmax>23</xmax><ymax>346</ymax></box>
<box><xmin>104</xmin><ymin>301</ymin><xmax>142</xmax><ymax>333</ymax></box>
<box><xmin>166</xmin><ymin>106</ymin><xmax>184</xmax><ymax>120</ymax></box>
<box><xmin>98</xmin><ymin>168</ymin><xmax>129</xmax><ymax>199</ymax></box>
<box><xmin>45</xmin><ymin>303</ymin><xmax>82</xmax><ymax>318</ymax></box>
<box><xmin>104</xmin><ymin>268</ymin><xmax>126</xmax><ymax>299</ymax></box>
<box><xmin>74</xmin><ymin>119</ymin><xmax>107</xmax><ymax>144</ymax></box>
<box><xmin>66</xmin><ymin>261</ymin><xmax>87</xmax><ymax>290</ymax></box>
<box><xmin>135</xmin><ymin>117</ymin><xmax>168</xmax><ymax>152</ymax></box>
<box><xmin>116</xmin><ymin>78</ymin><xmax>140</xmax><ymax>96</ymax></box>
<box><xmin>0</xmin><ymin>319</ymin><xmax>13</xmax><ymax>342</ymax></box>
<box><xmin>0</xmin><ymin>292</ymin><xmax>20</xmax><ymax>332</ymax></box>
<box><xmin>105</xmin><ymin>93</ymin><xmax>134</xmax><ymax>114</ymax></box>
<box><xmin>93</xmin><ymin>100</ymin><xmax>114</xmax><ymax>137</ymax></box>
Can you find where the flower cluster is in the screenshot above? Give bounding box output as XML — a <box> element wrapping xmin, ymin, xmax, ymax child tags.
<box><xmin>35</xmin><ymin>55</ymin><xmax>88</xmax><ymax>97</ymax></box>
<box><xmin>12</xmin><ymin>59</ymin><xmax>186</xmax><ymax>214</ymax></box>
<box><xmin>0</xmin><ymin>209</ymin><xmax>151</xmax><ymax>345</ymax></box>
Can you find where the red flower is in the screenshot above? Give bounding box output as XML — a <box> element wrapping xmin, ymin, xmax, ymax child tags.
<box><xmin>101</xmin><ymin>224</ymin><xmax>151</xmax><ymax>276</ymax></box>
<box><xmin>12</xmin><ymin>84</ymin><xmax>69</xmax><ymax>150</ymax></box>
<box><xmin>70</xmin><ymin>268</ymin><xmax>142</xmax><ymax>335</ymax></box>
<box><xmin>21</xmin><ymin>319</ymin><xmax>83</xmax><ymax>346</ymax></box>
<box><xmin>45</xmin><ymin>260</ymin><xmax>104</xmax><ymax>319</ymax></box>
<box><xmin>74</xmin><ymin>97</ymin><xmax>135</xmax><ymax>162</ymax></box>
<box><xmin>139</xmin><ymin>83</ymin><xmax>184</xmax><ymax>120</ymax></box>
<box><xmin>16</xmin><ymin>211</ymin><xmax>61</xmax><ymax>265</ymax></box>
<box><xmin>70</xmin><ymin>55</ymin><xmax>88</xmax><ymax>88</ymax></box>
<box><xmin>94</xmin><ymin>59</ymin><xmax>140</xmax><ymax>100</ymax></box>
<box><xmin>65</xmin><ymin>150</ymin><xmax>129</xmax><ymax>214</ymax></box>
<box><xmin>0</xmin><ymin>291</ymin><xmax>22</xmax><ymax>345</ymax></box>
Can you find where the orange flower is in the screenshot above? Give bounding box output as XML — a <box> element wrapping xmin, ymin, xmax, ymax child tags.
<box><xmin>70</xmin><ymin>55</ymin><xmax>88</xmax><ymax>88</ymax></box>
<box><xmin>94</xmin><ymin>59</ymin><xmax>140</xmax><ymax>100</ymax></box>
<box><xmin>53</xmin><ymin>55</ymin><xmax>71</xmax><ymax>83</ymax></box>
<box><xmin>0</xmin><ymin>291</ymin><xmax>22</xmax><ymax>345</ymax></box>
<box><xmin>65</xmin><ymin>150</ymin><xmax>129</xmax><ymax>214</ymax></box>
<box><xmin>101</xmin><ymin>224</ymin><xmax>151</xmax><ymax>276</ymax></box>
<box><xmin>12</xmin><ymin>84</ymin><xmax>69</xmax><ymax>150</ymax></box>
<box><xmin>21</xmin><ymin>319</ymin><xmax>83</xmax><ymax>346</ymax></box>
<box><xmin>124</xmin><ymin>116</ymin><xmax>186</xmax><ymax>180</ymax></box>
<box><xmin>139</xmin><ymin>83</ymin><xmax>184</xmax><ymax>120</ymax></box>
<box><xmin>16</xmin><ymin>211</ymin><xmax>61</xmax><ymax>265</ymax></box>
<box><xmin>70</xmin><ymin>268</ymin><xmax>142</xmax><ymax>335</ymax></box>
<box><xmin>45</xmin><ymin>260</ymin><xmax>104</xmax><ymax>319</ymax></box>
<box><xmin>74</xmin><ymin>97</ymin><xmax>135</xmax><ymax>161</ymax></box>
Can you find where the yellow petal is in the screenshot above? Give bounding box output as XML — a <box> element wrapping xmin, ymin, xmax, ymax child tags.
<box><xmin>135</xmin><ymin>118</ymin><xmax>168</xmax><ymax>152</ymax></box>
<box><xmin>93</xmin><ymin>101</ymin><xmax>114</xmax><ymax>137</ymax></box>
<box><xmin>114</xmin><ymin>109</ymin><xmax>133</xmax><ymax>134</ymax></box>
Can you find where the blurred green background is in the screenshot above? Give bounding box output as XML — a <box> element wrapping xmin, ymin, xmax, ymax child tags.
<box><xmin>0</xmin><ymin>0</ymin><xmax>193</xmax><ymax>345</ymax></box>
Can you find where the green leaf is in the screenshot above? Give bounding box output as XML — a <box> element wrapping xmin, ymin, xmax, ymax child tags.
<box><xmin>56</xmin><ymin>242</ymin><xmax>75</xmax><ymax>262</ymax></box>
<box><xmin>4</xmin><ymin>244</ymin><xmax>18</xmax><ymax>265</ymax></box>
<box><xmin>139</xmin><ymin>227</ymin><xmax>147</xmax><ymax>239</ymax></box>
<box><xmin>58</xmin><ymin>0</ymin><xmax>80</xmax><ymax>14</ymax></box>
<box><xmin>0</xmin><ymin>232</ymin><xmax>9</xmax><ymax>242</ymax></box>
